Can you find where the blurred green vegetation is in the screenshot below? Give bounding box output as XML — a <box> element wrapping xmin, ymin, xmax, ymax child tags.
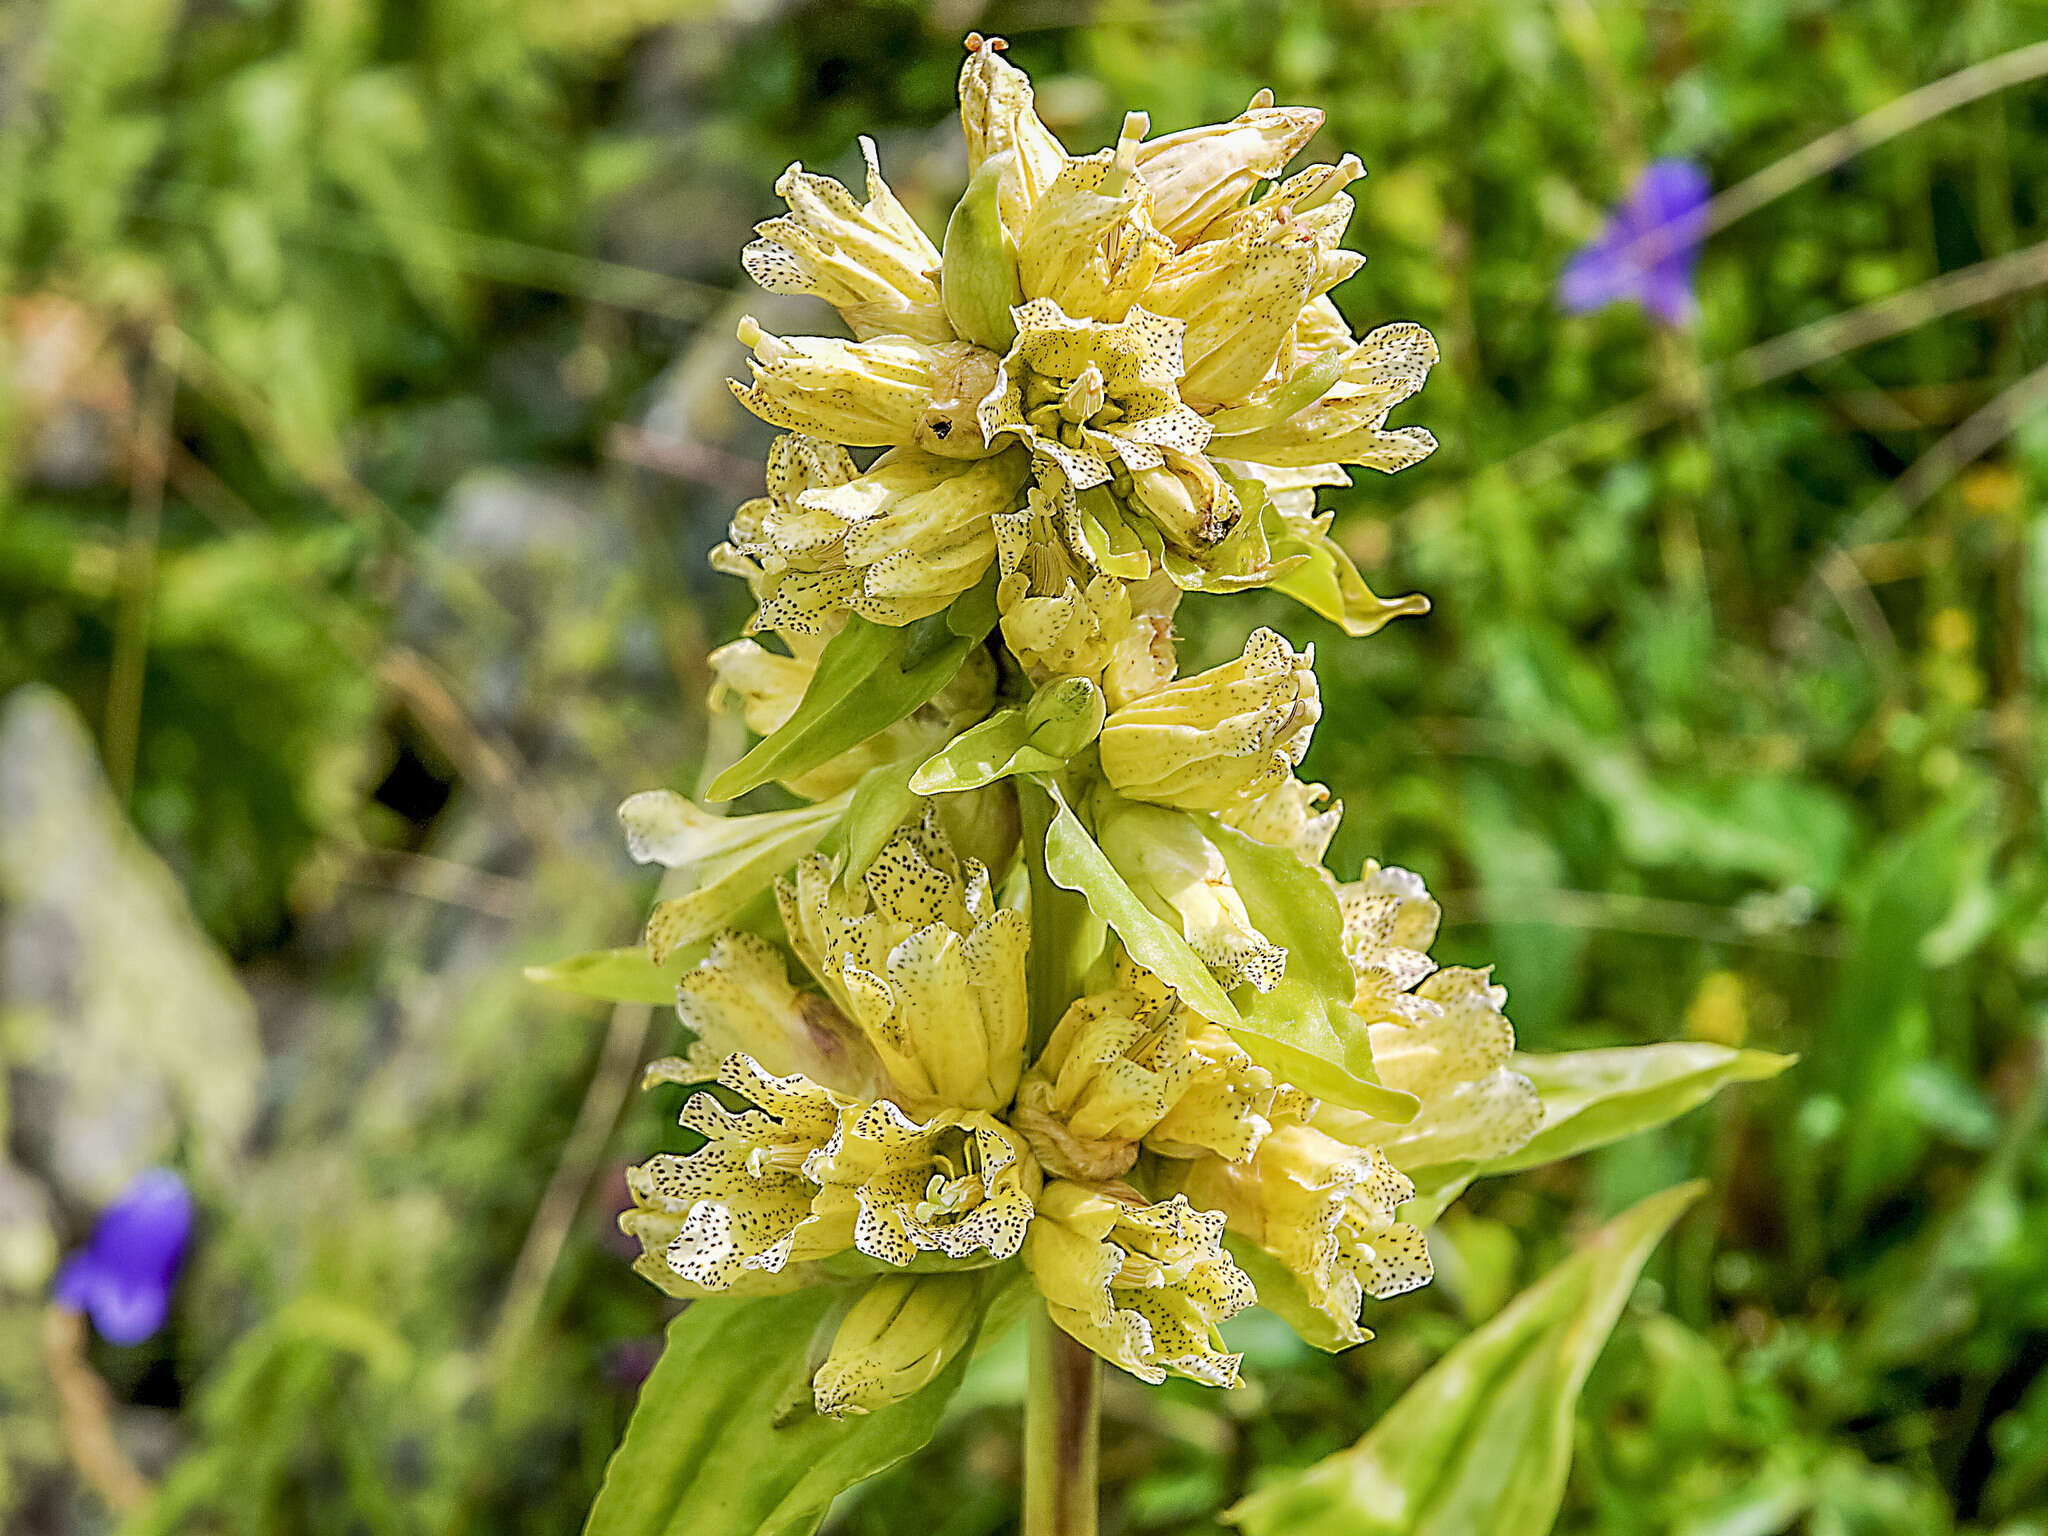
<box><xmin>1</xmin><ymin>1</ymin><xmax>2045</xmax><ymax>1534</ymax></box>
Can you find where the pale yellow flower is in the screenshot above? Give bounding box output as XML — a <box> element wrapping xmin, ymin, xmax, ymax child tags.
<box><xmin>1133</xmin><ymin>91</ymin><xmax>1325</xmax><ymax>249</ymax></box>
<box><xmin>977</xmin><ymin>299</ymin><xmax>1212</xmax><ymax>500</ymax></box>
<box><xmin>1315</xmin><ymin>863</ymin><xmax>1543</xmax><ymax>1169</ymax></box>
<box><xmin>1219</xmin><ymin>776</ymin><xmax>1341</xmax><ymax>865</ymax></box>
<box><xmin>1207</xmin><ymin>321</ymin><xmax>1439</xmax><ymax>473</ymax></box>
<box><xmin>957</xmin><ymin>35</ymin><xmax>1069</xmax><ymax>234</ymax></box>
<box><xmin>729</xmin><ymin>317</ymin><xmax>1003</xmax><ymax>458</ymax></box>
<box><xmin>1093</xmin><ymin>799</ymin><xmax>1287</xmax><ymax>992</ymax></box>
<box><xmin>778</xmin><ymin>808</ymin><xmax>1029</xmax><ymax>1111</ymax></box>
<box><xmin>812</xmin><ymin>1273</ymin><xmax>985</xmax><ymax>1418</ymax></box>
<box><xmin>1148</xmin><ymin>1022</ymin><xmax>1317</xmax><ymax>1162</ymax></box>
<box><xmin>623</xmin><ymin>1054</ymin><xmax>1036</xmax><ymax>1299</ymax></box>
<box><xmin>1181</xmin><ymin>1121</ymin><xmax>1432</xmax><ymax>1345</ymax></box>
<box><xmin>653</xmin><ymin>929</ymin><xmax>881</xmax><ymax>1100</ymax></box>
<box><xmin>728</xmin><ymin>436</ymin><xmax>1029</xmax><ymax>629</ymax></box>
<box><xmin>803</xmin><ymin>1095</ymin><xmax>1037</xmax><ymax>1265</ymax></box>
<box><xmin>1011</xmin><ymin>987</ymin><xmax>1197</xmax><ymax>1180</ymax></box>
<box><xmin>1144</xmin><ymin>201</ymin><xmax>1363</xmax><ymax>409</ymax></box>
<box><xmin>625</xmin><ymin>1054</ymin><xmax>855</xmax><ymax>1292</ymax></box>
<box><xmin>1097</xmin><ymin>627</ymin><xmax>1319</xmax><ymax>814</ymax></box>
<box><xmin>1016</xmin><ymin>113</ymin><xmax>1171</xmax><ymax>322</ymax></box>
<box><xmin>1025</xmin><ymin>1179</ymin><xmax>1252</xmax><ymax>1386</ymax></box>
<box><xmin>743</xmin><ymin>137</ymin><xmax>951</xmax><ymax>344</ymax></box>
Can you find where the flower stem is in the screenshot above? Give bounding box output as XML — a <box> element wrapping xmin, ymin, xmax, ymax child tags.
<box><xmin>1023</xmin><ymin>1303</ymin><xmax>1100</xmax><ymax>1536</ymax></box>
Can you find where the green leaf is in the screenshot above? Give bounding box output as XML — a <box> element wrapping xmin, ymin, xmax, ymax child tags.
<box><xmin>1037</xmin><ymin>782</ymin><xmax>1241</xmax><ymax>1029</ymax></box>
<box><xmin>1394</xmin><ymin>1044</ymin><xmax>1793</xmax><ymax>1226</ymax></box>
<box><xmin>1227</xmin><ymin>1182</ymin><xmax>1705</xmax><ymax>1536</ymax></box>
<box><xmin>1018</xmin><ymin>782</ymin><xmax>1107</xmax><ymax>1056</ymax></box>
<box><xmin>585</xmin><ymin>1287</ymin><xmax>981</xmax><ymax>1536</ymax></box>
<box><xmin>910</xmin><ymin>710</ymin><xmax>1058</xmax><ymax>794</ymax></box>
<box><xmin>1498</xmin><ymin>1044</ymin><xmax>1796</xmax><ymax>1174</ymax></box>
<box><xmin>1207</xmin><ymin>818</ymin><xmax>1417</xmax><ymax>1122</ymax></box>
<box><xmin>523</xmin><ymin>944</ymin><xmax>703</xmax><ymax>1005</ymax></box>
<box><xmin>707</xmin><ymin>572</ymin><xmax>999</xmax><ymax>803</ymax></box>
<box><xmin>627</xmin><ymin>792</ymin><xmax>851</xmax><ymax>964</ymax></box>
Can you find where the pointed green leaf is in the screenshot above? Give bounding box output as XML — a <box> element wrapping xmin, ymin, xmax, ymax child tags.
<box><xmin>1207</xmin><ymin>818</ymin><xmax>1418</xmax><ymax>1122</ymax></box>
<box><xmin>1228</xmin><ymin>1182</ymin><xmax>1705</xmax><ymax>1536</ymax></box>
<box><xmin>1037</xmin><ymin>782</ymin><xmax>1241</xmax><ymax>1029</ymax></box>
<box><xmin>1392</xmin><ymin>1043</ymin><xmax>1792</xmax><ymax>1226</ymax></box>
<box><xmin>1495</xmin><ymin>1044</ymin><xmax>1796</xmax><ymax>1175</ymax></box>
<box><xmin>585</xmin><ymin>1287</ymin><xmax>981</xmax><ymax>1536</ymax></box>
<box><xmin>707</xmin><ymin>571</ymin><xmax>999</xmax><ymax>803</ymax></box>
<box><xmin>524</xmin><ymin>943</ymin><xmax>704</xmax><ymax>1005</ymax></box>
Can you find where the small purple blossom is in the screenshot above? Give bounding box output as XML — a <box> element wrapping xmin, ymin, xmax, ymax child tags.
<box><xmin>1558</xmin><ymin>159</ymin><xmax>1711</xmax><ymax>327</ymax></box>
<box><xmin>52</xmin><ymin>1168</ymin><xmax>193</xmax><ymax>1345</ymax></box>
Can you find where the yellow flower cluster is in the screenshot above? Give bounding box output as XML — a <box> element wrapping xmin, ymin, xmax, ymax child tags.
<box><xmin>618</xmin><ymin>35</ymin><xmax>1539</xmax><ymax>1420</ymax></box>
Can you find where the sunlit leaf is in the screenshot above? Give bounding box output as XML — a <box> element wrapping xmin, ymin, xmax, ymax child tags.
<box><xmin>707</xmin><ymin>571</ymin><xmax>1000</xmax><ymax>803</ymax></box>
<box><xmin>523</xmin><ymin>944</ymin><xmax>702</xmax><ymax>1005</ymax></box>
<box><xmin>1208</xmin><ymin>818</ymin><xmax>1417</xmax><ymax>1122</ymax></box>
<box><xmin>1037</xmin><ymin>782</ymin><xmax>1241</xmax><ymax>1029</ymax></box>
<box><xmin>585</xmin><ymin>1286</ymin><xmax>983</xmax><ymax>1536</ymax></box>
<box><xmin>1228</xmin><ymin>1182</ymin><xmax>1704</xmax><ymax>1536</ymax></box>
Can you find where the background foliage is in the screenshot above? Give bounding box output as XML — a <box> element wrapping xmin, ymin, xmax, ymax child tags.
<box><xmin>2</xmin><ymin>1</ymin><xmax>2046</xmax><ymax>1533</ymax></box>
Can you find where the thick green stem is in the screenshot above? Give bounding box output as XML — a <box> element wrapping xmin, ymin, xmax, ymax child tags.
<box><xmin>1023</xmin><ymin>1304</ymin><xmax>1100</xmax><ymax>1536</ymax></box>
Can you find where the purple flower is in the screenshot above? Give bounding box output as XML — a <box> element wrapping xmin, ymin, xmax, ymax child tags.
<box><xmin>1558</xmin><ymin>159</ymin><xmax>1711</xmax><ymax>327</ymax></box>
<box><xmin>52</xmin><ymin>1168</ymin><xmax>193</xmax><ymax>1345</ymax></box>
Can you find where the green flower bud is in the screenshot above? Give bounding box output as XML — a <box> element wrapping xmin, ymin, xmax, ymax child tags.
<box><xmin>812</xmin><ymin>1273</ymin><xmax>984</xmax><ymax>1418</ymax></box>
<box><xmin>942</xmin><ymin>153</ymin><xmax>1025</xmax><ymax>353</ymax></box>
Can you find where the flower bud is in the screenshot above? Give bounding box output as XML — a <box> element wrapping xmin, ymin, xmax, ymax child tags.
<box><xmin>1181</xmin><ymin>1121</ymin><xmax>1430</xmax><ymax>1345</ymax></box>
<box><xmin>1098</xmin><ymin>627</ymin><xmax>1318</xmax><ymax>813</ymax></box>
<box><xmin>778</xmin><ymin>808</ymin><xmax>1030</xmax><ymax>1111</ymax></box>
<box><xmin>1133</xmin><ymin>92</ymin><xmax>1324</xmax><ymax>248</ymax></box>
<box><xmin>812</xmin><ymin>1273</ymin><xmax>984</xmax><ymax>1418</ymax></box>
<box><xmin>1124</xmin><ymin>446</ymin><xmax>1242</xmax><ymax>549</ymax></box>
<box><xmin>1024</xmin><ymin>1180</ymin><xmax>1252</xmax><ymax>1387</ymax></box>
<box><xmin>1093</xmin><ymin>799</ymin><xmax>1286</xmax><ymax>993</ymax></box>
<box><xmin>744</xmin><ymin>137</ymin><xmax>951</xmax><ymax>344</ymax></box>
<box><xmin>1023</xmin><ymin>675</ymin><xmax>1106</xmax><ymax>759</ymax></box>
